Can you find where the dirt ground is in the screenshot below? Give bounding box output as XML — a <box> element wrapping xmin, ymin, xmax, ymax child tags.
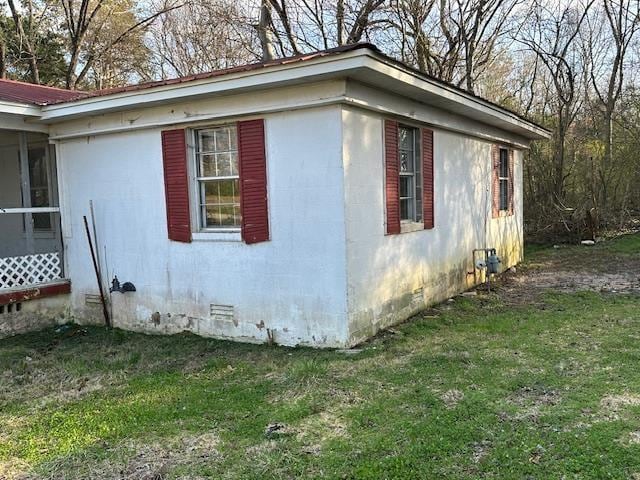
<box><xmin>491</xmin><ymin>241</ymin><xmax>640</xmax><ymax>305</ymax></box>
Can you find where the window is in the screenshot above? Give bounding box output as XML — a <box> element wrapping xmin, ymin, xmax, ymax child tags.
<box><xmin>398</xmin><ymin>125</ymin><xmax>422</xmax><ymax>222</ymax></box>
<box><xmin>28</xmin><ymin>147</ymin><xmax>52</xmax><ymax>230</ymax></box>
<box><xmin>498</xmin><ymin>147</ymin><xmax>509</xmax><ymax>212</ymax></box>
<box><xmin>194</xmin><ymin>125</ymin><xmax>240</xmax><ymax>229</ymax></box>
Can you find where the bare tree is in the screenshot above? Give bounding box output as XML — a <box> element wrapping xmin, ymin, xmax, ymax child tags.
<box><xmin>518</xmin><ymin>0</ymin><xmax>594</xmax><ymax>200</ymax></box>
<box><xmin>386</xmin><ymin>0</ymin><xmax>520</xmax><ymax>93</ymax></box>
<box><xmin>148</xmin><ymin>0</ymin><xmax>258</xmax><ymax>77</ymax></box>
<box><xmin>256</xmin><ymin>0</ymin><xmax>387</xmax><ymax>57</ymax></box>
<box><xmin>586</xmin><ymin>0</ymin><xmax>640</xmax><ymax>213</ymax></box>
<box><xmin>6</xmin><ymin>0</ymin><xmax>42</xmax><ymax>83</ymax></box>
<box><xmin>58</xmin><ymin>0</ymin><xmax>181</xmax><ymax>89</ymax></box>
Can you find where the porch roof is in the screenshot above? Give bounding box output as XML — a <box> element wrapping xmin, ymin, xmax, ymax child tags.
<box><xmin>0</xmin><ymin>79</ymin><xmax>87</xmax><ymax>105</ymax></box>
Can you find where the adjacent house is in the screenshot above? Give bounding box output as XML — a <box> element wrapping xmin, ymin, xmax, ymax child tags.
<box><xmin>0</xmin><ymin>44</ymin><xmax>550</xmax><ymax>346</ymax></box>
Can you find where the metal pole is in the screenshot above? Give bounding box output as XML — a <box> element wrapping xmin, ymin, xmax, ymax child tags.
<box><xmin>83</xmin><ymin>215</ymin><xmax>111</xmax><ymax>328</ymax></box>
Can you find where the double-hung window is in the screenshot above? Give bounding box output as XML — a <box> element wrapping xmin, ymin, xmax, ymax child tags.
<box><xmin>194</xmin><ymin>125</ymin><xmax>240</xmax><ymax>229</ymax></box>
<box><xmin>498</xmin><ymin>147</ymin><xmax>509</xmax><ymax>212</ymax></box>
<box><xmin>398</xmin><ymin>125</ymin><xmax>422</xmax><ymax>223</ymax></box>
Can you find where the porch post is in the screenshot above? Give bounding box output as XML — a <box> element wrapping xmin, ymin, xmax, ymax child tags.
<box><xmin>18</xmin><ymin>132</ymin><xmax>34</xmax><ymax>254</ymax></box>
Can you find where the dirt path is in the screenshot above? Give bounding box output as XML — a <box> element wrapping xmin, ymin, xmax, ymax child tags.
<box><xmin>489</xmin><ymin>241</ymin><xmax>640</xmax><ymax>305</ymax></box>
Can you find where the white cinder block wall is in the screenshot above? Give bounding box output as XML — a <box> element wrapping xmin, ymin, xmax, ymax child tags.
<box><xmin>341</xmin><ymin>105</ymin><xmax>523</xmax><ymax>344</ymax></box>
<box><xmin>57</xmin><ymin>105</ymin><xmax>350</xmax><ymax>347</ymax></box>
<box><xmin>52</xmin><ymin>82</ymin><xmax>527</xmax><ymax>348</ymax></box>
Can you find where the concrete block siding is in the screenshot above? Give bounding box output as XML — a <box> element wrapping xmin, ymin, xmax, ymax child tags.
<box><xmin>49</xmin><ymin>83</ymin><xmax>524</xmax><ymax>347</ymax></box>
<box><xmin>342</xmin><ymin>106</ymin><xmax>522</xmax><ymax>345</ymax></box>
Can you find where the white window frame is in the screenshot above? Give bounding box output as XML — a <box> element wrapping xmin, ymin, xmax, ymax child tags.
<box><xmin>190</xmin><ymin>124</ymin><xmax>242</xmax><ymax>235</ymax></box>
<box><xmin>498</xmin><ymin>147</ymin><xmax>509</xmax><ymax>212</ymax></box>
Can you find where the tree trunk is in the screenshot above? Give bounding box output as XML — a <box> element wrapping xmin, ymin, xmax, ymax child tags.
<box><xmin>258</xmin><ymin>0</ymin><xmax>276</xmax><ymax>61</ymax></box>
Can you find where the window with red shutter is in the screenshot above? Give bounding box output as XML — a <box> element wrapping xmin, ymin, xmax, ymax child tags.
<box><xmin>422</xmin><ymin>128</ymin><xmax>434</xmax><ymax>229</ymax></box>
<box><xmin>161</xmin><ymin>129</ymin><xmax>191</xmax><ymax>243</ymax></box>
<box><xmin>492</xmin><ymin>145</ymin><xmax>514</xmax><ymax>217</ymax></box>
<box><xmin>238</xmin><ymin>119</ymin><xmax>269</xmax><ymax>244</ymax></box>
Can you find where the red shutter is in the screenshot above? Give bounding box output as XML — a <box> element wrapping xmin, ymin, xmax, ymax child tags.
<box><xmin>422</xmin><ymin>128</ymin><xmax>434</xmax><ymax>229</ymax></box>
<box><xmin>508</xmin><ymin>149</ymin><xmax>515</xmax><ymax>215</ymax></box>
<box><xmin>238</xmin><ymin>119</ymin><xmax>269</xmax><ymax>244</ymax></box>
<box><xmin>161</xmin><ymin>129</ymin><xmax>191</xmax><ymax>243</ymax></box>
<box><xmin>491</xmin><ymin>144</ymin><xmax>500</xmax><ymax>218</ymax></box>
<box><xmin>384</xmin><ymin>119</ymin><xmax>400</xmax><ymax>235</ymax></box>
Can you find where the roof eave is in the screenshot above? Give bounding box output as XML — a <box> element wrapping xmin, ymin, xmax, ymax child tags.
<box><xmin>356</xmin><ymin>51</ymin><xmax>551</xmax><ymax>140</ymax></box>
<box><xmin>0</xmin><ymin>99</ymin><xmax>42</xmax><ymax>117</ymax></box>
<box><xmin>37</xmin><ymin>47</ymin><xmax>550</xmax><ymax>140</ymax></box>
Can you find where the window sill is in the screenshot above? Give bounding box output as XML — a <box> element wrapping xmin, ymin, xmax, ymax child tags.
<box><xmin>192</xmin><ymin>231</ymin><xmax>242</xmax><ymax>242</ymax></box>
<box><xmin>400</xmin><ymin>221</ymin><xmax>425</xmax><ymax>234</ymax></box>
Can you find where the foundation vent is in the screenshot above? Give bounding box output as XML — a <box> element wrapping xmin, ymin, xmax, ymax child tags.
<box><xmin>210</xmin><ymin>304</ymin><xmax>234</xmax><ymax>322</ymax></box>
<box><xmin>0</xmin><ymin>303</ymin><xmax>21</xmax><ymax>314</ymax></box>
<box><xmin>412</xmin><ymin>287</ymin><xmax>424</xmax><ymax>304</ymax></box>
<box><xmin>85</xmin><ymin>294</ymin><xmax>102</xmax><ymax>306</ymax></box>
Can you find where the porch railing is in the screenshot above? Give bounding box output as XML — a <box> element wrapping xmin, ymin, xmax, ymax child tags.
<box><xmin>0</xmin><ymin>252</ymin><xmax>63</xmax><ymax>289</ymax></box>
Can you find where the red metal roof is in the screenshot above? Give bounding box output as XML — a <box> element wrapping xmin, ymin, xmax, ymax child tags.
<box><xmin>0</xmin><ymin>44</ymin><xmax>375</xmax><ymax>107</ymax></box>
<box><xmin>77</xmin><ymin>43</ymin><xmax>376</xmax><ymax>103</ymax></box>
<box><xmin>0</xmin><ymin>78</ymin><xmax>88</xmax><ymax>106</ymax></box>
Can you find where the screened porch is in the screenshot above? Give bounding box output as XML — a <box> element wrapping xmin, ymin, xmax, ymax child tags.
<box><xmin>0</xmin><ymin>130</ymin><xmax>65</xmax><ymax>296</ymax></box>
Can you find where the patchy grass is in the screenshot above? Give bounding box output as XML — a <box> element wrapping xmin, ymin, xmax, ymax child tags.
<box><xmin>606</xmin><ymin>232</ymin><xmax>640</xmax><ymax>255</ymax></box>
<box><xmin>1</xmin><ymin>236</ymin><xmax>640</xmax><ymax>479</ymax></box>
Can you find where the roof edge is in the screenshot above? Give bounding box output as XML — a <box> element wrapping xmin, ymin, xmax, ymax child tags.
<box><xmin>363</xmin><ymin>49</ymin><xmax>551</xmax><ymax>137</ymax></box>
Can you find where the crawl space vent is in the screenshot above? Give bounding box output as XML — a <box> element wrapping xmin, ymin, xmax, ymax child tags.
<box><xmin>85</xmin><ymin>294</ymin><xmax>102</xmax><ymax>306</ymax></box>
<box><xmin>0</xmin><ymin>303</ymin><xmax>21</xmax><ymax>314</ymax></box>
<box><xmin>210</xmin><ymin>304</ymin><xmax>234</xmax><ymax>322</ymax></box>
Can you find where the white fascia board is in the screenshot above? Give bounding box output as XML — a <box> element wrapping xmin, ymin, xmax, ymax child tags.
<box><xmin>39</xmin><ymin>47</ymin><xmax>549</xmax><ymax>140</ymax></box>
<box><xmin>357</xmin><ymin>53</ymin><xmax>551</xmax><ymax>140</ymax></box>
<box><xmin>0</xmin><ymin>100</ymin><xmax>42</xmax><ymax>117</ymax></box>
<box><xmin>39</xmin><ymin>51</ymin><xmax>369</xmax><ymax>123</ymax></box>
<box><xmin>0</xmin><ymin>112</ymin><xmax>48</xmax><ymax>133</ymax></box>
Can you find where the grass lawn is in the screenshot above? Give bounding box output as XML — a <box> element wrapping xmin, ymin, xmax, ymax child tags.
<box><xmin>2</xmin><ymin>236</ymin><xmax>640</xmax><ymax>479</ymax></box>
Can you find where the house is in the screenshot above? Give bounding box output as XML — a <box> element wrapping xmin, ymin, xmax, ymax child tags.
<box><xmin>0</xmin><ymin>44</ymin><xmax>550</xmax><ymax>346</ymax></box>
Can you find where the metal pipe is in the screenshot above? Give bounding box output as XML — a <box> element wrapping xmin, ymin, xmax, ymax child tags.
<box><xmin>83</xmin><ymin>215</ymin><xmax>111</xmax><ymax>328</ymax></box>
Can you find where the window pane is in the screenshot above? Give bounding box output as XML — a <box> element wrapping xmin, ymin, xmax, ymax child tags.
<box><xmin>400</xmin><ymin>176</ymin><xmax>413</xmax><ymax>198</ymax></box>
<box><xmin>204</xmin><ymin>205</ymin><xmax>222</xmax><ymax>227</ymax></box>
<box><xmin>400</xmin><ymin>198</ymin><xmax>413</xmax><ymax>221</ymax></box>
<box><xmin>230</xmin><ymin>128</ymin><xmax>238</xmax><ymax>149</ymax></box>
<box><xmin>217</xmin><ymin>179</ymin><xmax>238</xmax><ymax>203</ymax></box>
<box><xmin>400</xmin><ymin>151</ymin><xmax>412</xmax><ymax>172</ymax></box>
<box><xmin>229</xmin><ymin>152</ymin><xmax>239</xmax><ymax>175</ymax></box>
<box><xmin>216</xmin><ymin>153</ymin><xmax>232</xmax><ymax>176</ymax></box>
<box><xmin>399</xmin><ymin>128</ymin><xmax>413</xmax><ymax>151</ymax></box>
<box><xmin>199</xmin><ymin>154</ymin><xmax>217</xmax><ymax>176</ymax></box>
<box><xmin>28</xmin><ymin>148</ymin><xmax>47</xmax><ymax>188</ymax></box>
<box><xmin>500</xmin><ymin>179</ymin><xmax>508</xmax><ymax>211</ymax></box>
<box><xmin>31</xmin><ymin>188</ymin><xmax>49</xmax><ymax>208</ymax></box>
<box><xmin>202</xmin><ymin>179</ymin><xmax>240</xmax><ymax>228</ymax></box>
<box><xmin>215</xmin><ymin>128</ymin><xmax>231</xmax><ymax>152</ymax></box>
<box><xmin>204</xmin><ymin>181</ymin><xmax>220</xmax><ymax>204</ymax></box>
<box><xmin>199</xmin><ymin>130</ymin><xmax>216</xmax><ymax>152</ymax></box>
<box><xmin>499</xmin><ymin>149</ymin><xmax>509</xmax><ymax>177</ymax></box>
<box><xmin>33</xmin><ymin>213</ymin><xmax>51</xmax><ymax>230</ymax></box>
<box><xmin>218</xmin><ymin>205</ymin><xmax>237</xmax><ymax>226</ymax></box>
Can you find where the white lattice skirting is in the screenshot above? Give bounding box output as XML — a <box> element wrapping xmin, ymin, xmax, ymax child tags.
<box><xmin>0</xmin><ymin>252</ymin><xmax>63</xmax><ymax>289</ymax></box>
